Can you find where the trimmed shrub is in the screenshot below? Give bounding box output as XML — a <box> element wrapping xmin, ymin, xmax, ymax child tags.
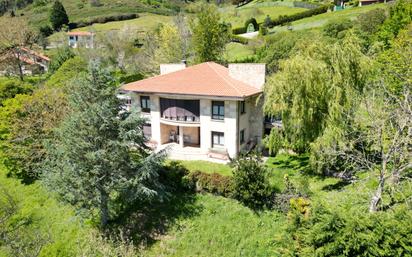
<box><xmin>244</xmin><ymin>17</ymin><xmax>259</xmax><ymax>32</ymax></box>
<box><xmin>267</xmin><ymin>5</ymin><xmax>329</xmax><ymax>28</ymax></box>
<box><xmin>69</xmin><ymin>13</ymin><xmax>139</xmax><ymax>29</ymax></box>
<box><xmin>232</xmin><ymin>26</ymin><xmax>247</xmax><ymax>35</ymax></box>
<box><xmin>231</xmin><ymin>152</ymin><xmax>271</xmax><ymax>209</ymax></box>
<box><xmin>185</xmin><ymin>171</ymin><xmax>234</xmax><ymax>197</ymax></box>
<box><xmin>259</xmin><ymin>25</ymin><xmax>268</xmax><ymax>36</ymax></box>
<box><xmin>293</xmin><ymin>1</ymin><xmax>321</xmax><ymax>9</ymax></box>
<box><xmin>231</xmin><ymin>34</ymin><xmax>249</xmax><ymax>44</ymax></box>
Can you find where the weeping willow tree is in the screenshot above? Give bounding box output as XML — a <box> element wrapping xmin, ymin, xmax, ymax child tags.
<box><xmin>264</xmin><ymin>32</ymin><xmax>373</xmax><ymax>153</ymax></box>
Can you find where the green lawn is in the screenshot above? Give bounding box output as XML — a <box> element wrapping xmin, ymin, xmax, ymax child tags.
<box><xmin>144</xmin><ymin>194</ymin><xmax>287</xmax><ymax>257</ymax></box>
<box><xmin>269</xmin><ymin>3</ymin><xmax>387</xmax><ymax>33</ymax></box>
<box><xmin>18</xmin><ymin>0</ymin><xmax>177</xmax><ymax>28</ymax></box>
<box><xmin>177</xmin><ymin>160</ymin><xmax>233</xmax><ymax>176</ymax></box>
<box><xmin>72</xmin><ymin>13</ymin><xmax>173</xmax><ymax>33</ymax></box>
<box><xmin>0</xmin><ymin>154</ymin><xmax>372</xmax><ymax>256</ymax></box>
<box><xmin>225</xmin><ymin>42</ymin><xmax>255</xmax><ymax>62</ymax></box>
<box><xmin>47</xmin><ymin>12</ymin><xmax>172</xmax><ymax>45</ymax></box>
<box><xmin>221</xmin><ymin>5</ymin><xmax>307</xmax><ymax>28</ymax></box>
<box><xmin>0</xmin><ymin>166</ymin><xmax>97</xmax><ymax>256</ymax></box>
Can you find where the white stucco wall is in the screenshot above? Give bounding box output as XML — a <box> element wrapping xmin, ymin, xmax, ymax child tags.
<box><xmin>149</xmin><ymin>95</ymin><xmax>161</xmax><ymax>145</ymax></box>
<box><xmin>199</xmin><ymin>99</ymin><xmax>238</xmax><ymax>157</ymax></box>
<box><xmin>130</xmin><ymin>93</ymin><xmax>263</xmax><ymax>158</ymax></box>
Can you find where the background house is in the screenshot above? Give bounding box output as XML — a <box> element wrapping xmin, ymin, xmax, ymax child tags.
<box><xmin>67</xmin><ymin>31</ymin><xmax>94</xmax><ymax>48</ymax></box>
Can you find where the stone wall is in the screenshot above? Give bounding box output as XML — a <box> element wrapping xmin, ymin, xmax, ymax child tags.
<box><xmin>160</xmin><ymin>63</ymin><xmax>186</xmax><ymax>75</ymax></box>
<box><xmin>228</xmin><ymin>63</ymin><xmax>266</xmax><ymax>89</ymax></box>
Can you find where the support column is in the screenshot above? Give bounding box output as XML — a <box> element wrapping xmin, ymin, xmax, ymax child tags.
<box><xmin>179</xmin><ymin>126</ymin><xmax>184</xmax><ymax>147</ymax></box>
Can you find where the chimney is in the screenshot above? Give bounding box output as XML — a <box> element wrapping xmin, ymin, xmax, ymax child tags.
<box><xmin>160</xmin><ymin>63</ymin><xmax>186</xmax><ymax>75</ymax></box>
<box><xmin>228</xmin><ymin>63</ymin><xmax>266</xmax><ymax>89</ymax></box>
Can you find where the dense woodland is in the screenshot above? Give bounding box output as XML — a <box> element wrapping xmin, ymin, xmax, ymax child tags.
<box><xmin>0</xmin><ymin>0</ymin><xmax>411</xmax><ymax>256</ymax></box>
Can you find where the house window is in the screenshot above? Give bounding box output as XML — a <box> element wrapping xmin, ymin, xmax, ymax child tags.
<box><xmin>240</xmin><ymin>129</ymin><xmax>245</xmax><ymax>144</ymax></box>
<box><xmin>212</xmin><ymin>101</ymin><xmax>224</xmax><ymax>120</ymax></box>
<box><xmin>143</xmin><ymin>124</ymin><xmax>152</xmax><ymax>139</ymax></box>
<box><xmin>212</xmin><ymin>132</ymin><xmax>225</xmax><ymax>147</ymax></box>
<box><xmin>140</xmin><ymin>96</ymin><xmax>150</xmax><ymax>112</ymax></box>
<box><xmin>240</xmin><ymin>101</ymin><xmax>246</xmax><ymax>114</ymax></box>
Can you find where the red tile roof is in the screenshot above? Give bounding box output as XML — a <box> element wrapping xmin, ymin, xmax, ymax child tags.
<box><xmin>20</xmin><ymin>47</ymin><xmax>50</xmax><ymax>61</ymax></box>
<box><xmin>67</xmin><ymin>31</ymin><xmax>93</xmax><ymax>36</ymax></box>
<box><xmin>122</xmin><ymin>62</ymin><xmax>262</xmax><ymax>98</ymax></box>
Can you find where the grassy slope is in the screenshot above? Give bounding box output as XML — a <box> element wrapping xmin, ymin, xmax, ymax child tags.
<box><xmin>224</xmin><ymin>4</ymin><xmax>388</xmax><ymax>61</ymax></box>
<box><xmin>142</xmin><ymin>154</ymin><xmax>361</xmax><ymax>256</ymax></box>
<box><xmin>144</xmin><ymin>194</ymin><xmax>286</xmax><ymax>257</ymax></box>
<box><xmin>47</xmin><ymin>12</ymin><xmax>172</xmax><ymax>44</ymax></box>
<box><xmin>222</xmin><ymin>5</ymin><xmax>307</xmax><ymax>28</ymax></box>
<box><xmin>73</xmin><ymin>13</ymin><xmax>173</xmax><ymax>33</ymax></box>
<box><xmin>225</xmin><ymin>42</ymin><xmax>255</xmax><ymax>62</ymax></box>
<box><xmin>177</xmin><ymin>160</ymin><xmax>233</xmax><ymax>176</ymax></box>
<box><xmin>18</xmin><ymin>0</ymin><xmax>176</xmax><ymax>28</ymax></box>
<box><xmin>0</xmin><ymin>166</ymin><xmax>95</xmax><ymax>256</ymax></box>
<box><xmin>0</xmin><ymin>152</ymin><xmax>374</xmax><ymax>256</ymax></box>
<box><xmin>270</xmin><ymin>3</ymin><xmax>387</xmax><ymax>33</ymax></box>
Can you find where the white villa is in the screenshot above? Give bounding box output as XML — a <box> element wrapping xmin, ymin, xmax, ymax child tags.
<box><xmin>67</xmin><ymin>31</ymin><xmax>94</xmax><ymax>48</ymax></box>
<box><xmin>121</xmin><ymin>62</ymin><xmax>266</xmax><ymax>160</ymax></box>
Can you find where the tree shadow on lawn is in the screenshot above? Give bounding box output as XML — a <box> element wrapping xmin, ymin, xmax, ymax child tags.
<box><xmin>321</xmin><ymin>180</ymin><xmax>351</xmax><ymax>191</ymax></box>
<box><xmin>270</xmin><ymin>154</ymin><xmax>309</xmax><ymax>171</ymax></box>
<box><xmin>108</xmin><ymin>192</ymin><xmax>202</xmax><ymax>248</ymax></box>
<box><xmin>269</xmin><ymin>154</ymin><xmax>353</xmax><ymax>193</ymax></box>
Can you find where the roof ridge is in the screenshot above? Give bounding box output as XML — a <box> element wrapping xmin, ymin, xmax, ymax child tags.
<box><xmin>206</xmin><ymin>62</ymin><xmax>244</xmax><ymax>97</ymax></box>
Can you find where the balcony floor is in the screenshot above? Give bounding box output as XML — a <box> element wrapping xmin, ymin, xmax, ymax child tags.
<box><xmin>157</xmin><ymin>143</ymin><xmax>228</xmax><ymax>164</ymax></box>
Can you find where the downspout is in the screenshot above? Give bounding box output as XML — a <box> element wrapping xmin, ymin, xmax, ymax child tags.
<box><xmin>236</xmin><ymin>100</ymin><xmax>240</xmax><ymax>156</ymax></box>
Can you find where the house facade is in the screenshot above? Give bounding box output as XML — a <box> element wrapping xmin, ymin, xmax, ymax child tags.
<box><xmin>0</xmin><ymin>47</ymin><xmax>50</xmax><ymax>76</ymax></box>
<box><xmin>121</xmin><ymin>62</ymin><xmax>265</xmax><ymax>160</ymax></box>
<box><xmin>67</xmin><ymin>31</ymin><xmax>94</xmax><ymax>48</ymax></box>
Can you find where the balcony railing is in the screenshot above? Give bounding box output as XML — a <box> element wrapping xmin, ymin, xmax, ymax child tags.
<box><xmin>160</xmin><ymin>98</ymin><xmax>200</xmax><ymax>123</ymax></box>
<box><xmin>161</xmin><ymin>115</ymin><xmax>200</xmax><ymax>123</ymax></box>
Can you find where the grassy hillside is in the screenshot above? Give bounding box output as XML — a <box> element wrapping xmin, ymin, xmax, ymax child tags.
<box><xmin>221</xmin><ymin>4</ymin><xmax>307</xmax><ymax>28</ymax></box>
<box><xmin>269</xmin><ymin>3</ymin><xmax>387</xmax><ymax>33</ymax></box>
<box><xmin>0</xmin><ymin>150</ymin><xmax>379</xmax><ymax>256</ymax></box>
<box><xmin>141</xmin><ymin>154</ymin><xmax>372</xmax><ymax>257</ymax></box>
<box><xmin>0</xmin><ymin>165</ymin><xmax>94</xmax><ymax>256</ymax></box>
<box><xmin>16</xmin><ymin>0</ymin><xmax>181</xmax><ymax>28</ymax></box>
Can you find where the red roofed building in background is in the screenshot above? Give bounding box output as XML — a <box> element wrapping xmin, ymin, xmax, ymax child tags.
<box><xmin>67</xmin><ymin>31</ymin><xmax>94</xmax><ymax>48</ymax></box>
<box><xmin>121</xmin><ymin>62</ymin><xmax>266</xmax><ymax>161</ymax></box>
<box><xmin>0</xmin><ymin>47</ymin><xmax>50</xmax><ymax>76</ymax></box>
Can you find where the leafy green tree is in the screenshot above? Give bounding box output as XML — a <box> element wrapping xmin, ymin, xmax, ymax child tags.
<box><xmin>42</xmin><ymin>63</ymin><xmax>167</xmax><ymax>228</ymax></box>
<box><xmin>0</xmin><ymin>78</ymin><xmax>33</xmax><ymax>106</ymax></box>
<box><xmin>49</xmin><ymin>1</ymin><xmax>69</xmax><ymax>31</ymax></box>
<box><xmin>257</xmin><ymin>30</ymin><xmax>312</xmax><ymax>74</ymax></box>
<box><xmin>357</xmin><ymin>8</ymin><xmax>387</xmax><ymax>35</ymax></box>
<box><xmin>264</xmin><ymin>33</ymin><xmax>372</xmax><ymax>152</ymax></box>
<box><xmin>231</xmin><ymin>152</ymin><xmax>271</xmax><ymax>209</ymax></box>
<box><xmin>378</xmin><ymin>24</ymin><xmax>412</xmax><ymax>95</ymax></box>
<box><xmin>0</xmin><ymin>87</ymin><xmax>68</xmax><ymax>183</ymax></box>
<box><xmin>48</xmin><ymin>46</ymin><xmax>74</xmax><ymax>73</ymax></box>
<box><xmin>0</xmin><ymin>17</ymin><xmax>37</xmax><ymax>81</ymax></box>
<box><xmin>190</xmin><ymin>4</ymin><xmax>229</xmax><ymax>63</ymax></box>
<box><xmin>378</xmin><ymin>0</ymin><xmax>412</xmax><ymax>47</ymax></box>
<box><xmin>155</xmin><ymin>24</ymin><xmax>184</xmax><ymax>64</ymax></box>
<box><xmin>46</xmin><ymin>56</ymin><xmax>87</xmax><ymax>88</ymax></box>
<box><xmin>322</xmin><ymin>18</ymin><xmax>353</xmax><ymax>39</ymax></box>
